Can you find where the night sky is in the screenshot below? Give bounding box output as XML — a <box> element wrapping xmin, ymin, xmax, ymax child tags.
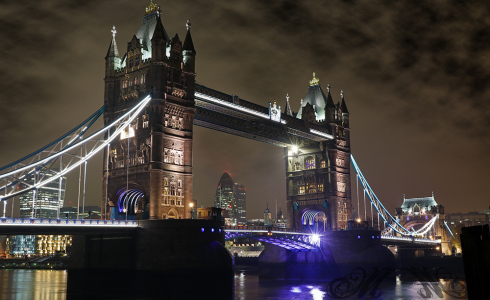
<box><xmin>0</xmin><ymin>1</ymin><xmax>489</xmax><ymax>219</ymax></box>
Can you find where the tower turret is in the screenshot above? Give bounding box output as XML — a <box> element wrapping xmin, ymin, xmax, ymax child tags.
<box><xmin>183</xmin><ymin>19</ymin><xmax>196</xmax><ymax>73</ymax></box>
<box><xmin>105</xmin><ymin>26</ymin><xmax>121</xmax><ymax>76</ymax></box>
<box><xmin>340</xmin><ymin>90</ymin><xmax>349</xmax><ymax>128</ymax></box>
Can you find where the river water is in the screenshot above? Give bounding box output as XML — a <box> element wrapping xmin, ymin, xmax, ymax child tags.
<box><xmin>0</xmin><ymin>268</ymin><xmax>467</xmax><ymax>299</ymax></box>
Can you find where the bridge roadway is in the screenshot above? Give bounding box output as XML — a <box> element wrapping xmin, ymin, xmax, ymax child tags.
<box><xmin>0</xmin><ymin>218</ymin><xmax>441</xmax><ymax>248</ymax></box>
<box><xmin>0</xmin><ymin>217</ymin><xmax>136</xmax><ymax>235</ymax></box>
<box><xmin>224</xmin><ymin>225</ymin><xmax>442</xmax><ymax>248</ymax></box>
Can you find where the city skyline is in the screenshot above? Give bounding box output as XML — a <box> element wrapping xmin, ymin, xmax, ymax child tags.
<box><xmin>0</xmin><ymin>1</ymin><xmax>489</xmax><ymax>220</ymax></box>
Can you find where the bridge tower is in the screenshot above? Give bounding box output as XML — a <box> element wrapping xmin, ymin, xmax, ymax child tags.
<box><xmin>396</xmin><ymin>194</ymin><xmax>450</xmax><ymax>255</ymax></box>
<box><xmin>102</xmin><ymin>2</ymin><xmax>196</xmax><ymax>220</ymax></box>
<box><xmin>285</xmin><ymin>74</ymin><xmax>351</xmax><ymax>231</ymax></box>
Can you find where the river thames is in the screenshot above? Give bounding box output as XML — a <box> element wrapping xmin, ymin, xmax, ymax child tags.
<box><xmin>0</xmin><ymin>267</ymin><xmax>467</xmax><ymax>299</ymax></box>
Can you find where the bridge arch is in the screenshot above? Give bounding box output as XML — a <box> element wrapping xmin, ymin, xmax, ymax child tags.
<box><xmin>301</xmin><ymin>208</ymin><xmax>328</xmax><ymax>232</ymax></box>
<box><xmin>112</xmin><ymin>184</ymin><xmax>148</xmax><ymax>219</ymax></box>
<box><xmin>163</xmin><ymin>208</ymin><xmax>181</xmax><ymax>220</ymax></box>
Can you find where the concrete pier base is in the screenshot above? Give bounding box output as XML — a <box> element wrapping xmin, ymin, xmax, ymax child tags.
<box><xmin>257</xmin><ymin>229</ymin><xmax>395</xmax><ymax>280</ymax></box>
<box><xmin>66</xmin><ymin>220</ymin><xmax>233</xmax><ymax>299</ymax></box>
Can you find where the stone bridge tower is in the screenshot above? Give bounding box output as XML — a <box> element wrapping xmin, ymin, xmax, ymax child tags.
<box><xmin>396</xmin><ymin>194</ymin><xmax>450</xmax><ymax>254</ymax></box>
<box><xmin>285</xmin><ymin>74</ymin><xmax>351</xmax><ymax>231</ymax></box>
<box><xmin>102</xmin><ymin>2</ymin><xmax>196</xmax><ymax>220</ymax></box>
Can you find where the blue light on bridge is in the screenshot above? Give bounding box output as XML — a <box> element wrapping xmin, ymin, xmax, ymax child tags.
<box><xmin>358</xmin><ymin>235</ymin><xmax>360</xmax><ymax>239</ymax></box>
<box><xmin>201</xmin><ymin>228</ymin><xmax>204</xmax><ymax>232</ymax></box>
<box><xmin>211</xmin><ymin>228</ymin><xmax>214</xmax><ymax>233</ymax></box>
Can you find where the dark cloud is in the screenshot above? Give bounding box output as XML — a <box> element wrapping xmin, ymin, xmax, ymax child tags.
<box><xmin>0</xmin><ymin>0</ymin><xmax>488</xmax><ymax>219</ymax></box>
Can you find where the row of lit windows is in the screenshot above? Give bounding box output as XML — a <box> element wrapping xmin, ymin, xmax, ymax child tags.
<box><xmin>294</xmin><ymin>158</ymin><xmax>326</xmax><ymax>171</ymax></box>
<box><xmin>164</xmin><ymin>178</ymin><xmax>182</xmax><ymax>187</ymax></box>
<box><xmin>164</xmin><ymin>114</ymin><xmax>184</xmax><ymax>130</ymax></box>
<box><xmin>298</xmin><ymin>183</ymin><xmax>324</xmax><ymax>194</ymax></box>
<box><xmin>163</xmin><ymin>197</ymin><xmax>183</xmax><ymax>206</ymax></box>
<box><xmin>337</xmin><ymin>182</ymin><xmax>346</xmax><ymax>193</ymax></box>
<box><xmin>163</xmin><ymin>187</ymin><xmax>183</xmax><ymax>197</ymax></box>
<box><xmin>163</xmin><ymin>149</ymin><xmax>184</xmax><ymax>165</ymax></box>
<box><xmin>122</xmin><ymin>73</ymin><xmax>146</xmax><ymax>89</ymax></box>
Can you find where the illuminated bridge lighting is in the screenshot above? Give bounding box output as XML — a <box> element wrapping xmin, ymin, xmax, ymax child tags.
<box><xmin>0</xmin><ymin>217</ymin><xmax>137</xmax><ymax>227</ymax></box>
<box><xmin>380</xmin><ymin>235</ymin><xmax>441</xmax><ymax>245</ymax></box>
<box><xmin>195</xmin><ymin>92</ymin><xmax>287</xmax><ymax>124</ymax></box>
<box><xmin>309</xmin><ymin>129</ymin><xmax>333</xmax><ymax>140</ymax></box>
<box><xmin>224</xmin><ymin>226</ymin><xmax>321</xmax><ymax>250</ymax></box>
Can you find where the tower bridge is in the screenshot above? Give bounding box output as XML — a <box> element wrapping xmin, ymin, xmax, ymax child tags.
<box><xmin>0</xmin><ymin>2</ymin><xmax>455</xmax><ymax>287</ymax></box>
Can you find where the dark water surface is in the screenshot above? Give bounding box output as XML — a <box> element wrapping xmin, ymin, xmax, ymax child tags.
<box><xmin>0</xmin><ymin>268</ymin><xmax>467</xmax><ymax>299</ymax></box>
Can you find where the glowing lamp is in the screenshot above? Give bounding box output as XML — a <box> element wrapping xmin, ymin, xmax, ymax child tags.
<box><xmin>292</xmin><ymin>145</ymin><xmax>299</xmax><ymax>153</ymax></box>
<box><xmin>311</xmin><ymin>234</ymin><xmax>320</xmax><ymax>243</ymax></box>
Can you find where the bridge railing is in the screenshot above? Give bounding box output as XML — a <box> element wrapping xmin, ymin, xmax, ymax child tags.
<box><xmin>0</xmin><ymin>217</ymin><xmax>137</xmax><ymax>227</ymax></box>
<box><xmin>381</xmin><ymin>234</ymin><xmax>441</xmax><ymax>244</ymax></box>
<box><xmin>224</xmin><ymin>226</ymin><xmax>319</xmax><ymax>236</ymax></box>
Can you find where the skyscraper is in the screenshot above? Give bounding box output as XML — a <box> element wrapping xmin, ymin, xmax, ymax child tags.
<box><xmin>234</xmin><ymin>184</ymin><xmax>246</xmax><ymax>225</ymax></box>
<box><xmin>214</xmin><ymin>172</ymin><xmax>246</xmax><ymax>225</ymax></box>
<box><xmin>19</xmin><ymin>168</ymin><xmax>66</xmax><ymax>219</ymax></box>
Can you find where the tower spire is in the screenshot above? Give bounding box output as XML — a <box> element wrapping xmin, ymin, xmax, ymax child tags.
<box><xmin>106</xmin><ymin>26</ymin><xmax>119</xmax><ymax>58</ymax></box>
<box><xmin>340</xmin><ymin>90</ymin><xmax>349</xmax><ymax>113</ymax></box>
<box><xmin>145</xmin><ymin>1</ymin><xmax>159</xmax><ymax>15</ymax></box>
<box><xmin>309</xmin><ymin>72</ymin><xmax>320</xmax><ymax>86</ymax></box>
<box><xmin>284</xmin><ymin>93</ymin><xmax>293</xmax><ymax>116</ymax></box>
<box><xmin>183</xmin><ymin>19</ymin><xmax>195</xmax><ymax>53</ymax></box>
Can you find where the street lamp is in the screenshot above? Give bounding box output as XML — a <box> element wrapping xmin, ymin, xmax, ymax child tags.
<box><xmin>189</xmin><ymin>202</ymin><xmax>194</xmax><ymax>219</ymax></box>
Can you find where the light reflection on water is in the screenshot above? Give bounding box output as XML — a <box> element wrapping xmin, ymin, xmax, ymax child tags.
<box><xmin>0</xmin><ymin>269</ymin><xmax>467</xmax><ymax>299</ymax></box>
<box><xmin>234</xmin><ymin>269</ymin><xmax>468</xmax><ymax>300</ymax></box>
<box><xmin>0</xmin><ymin>269</ymin><xmax>66</xmax><ymax>300</ymax></box>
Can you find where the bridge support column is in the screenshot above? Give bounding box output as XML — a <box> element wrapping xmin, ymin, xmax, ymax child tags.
<box><xmin>66</xmin><ymin>220</ymin><xmax>233</xmax><ymax>299</ymax></box>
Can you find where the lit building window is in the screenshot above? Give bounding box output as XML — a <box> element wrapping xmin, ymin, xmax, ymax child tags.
<box><xmin>165</xmin><ymin>114</ymin><xmax>169</xmax><ymax>127</ymax></box>
<box><xmin>318</xmin><ymin>184</ymin><xmax>324</xmax><ymax>192</ymax></box>
<box><xmin>142</xmin><ymin>114</ymin><xmax>149</xmax><ymax>128</ymax></box>
<box><xmin>299</xmin><ymin>186</ymin><xmax>305</xmax><ymax>194</ymax></box>
<box><xmin>163</xmin><ymin>149</ymin><xmax>183</xmax><ymax>165</ymax></box>
<box><xmin>305</xmin><ymin>157</ymin><xmax>315</xmax><ymax>169</ymax></box>
<box><xmin>321</xmin><ymin>160</ymin><xmax>326</xmax><ymax>168</ymax></box>
<box><xmin>164</xmin><ymin>178</ymin><xmax>169</xmax><ymax>186</ymax></box>
<box><xmin>178</xmin><ymin>118</ymin><xmax>183</xmax><ymax>130</ymax></box>
<box><xmin>306</xmin><ymin>182</ymin><xmax>317</xmax><ymax>194</ymax></box>
<box><xmin>295</xmin><ymin>162</ymin><xmax>301</xmax><ymax>171</ymax></box>
<box><xmin>120</xmin><ymin>126</ymin><xmax>135</xmax><ymax>140</ymax></box>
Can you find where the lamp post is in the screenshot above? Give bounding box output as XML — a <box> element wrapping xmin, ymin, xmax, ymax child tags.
<box><xmin>189</xmin><ymin>202</ymin><xmax>194</xmax><ymax>219</ymax></box>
